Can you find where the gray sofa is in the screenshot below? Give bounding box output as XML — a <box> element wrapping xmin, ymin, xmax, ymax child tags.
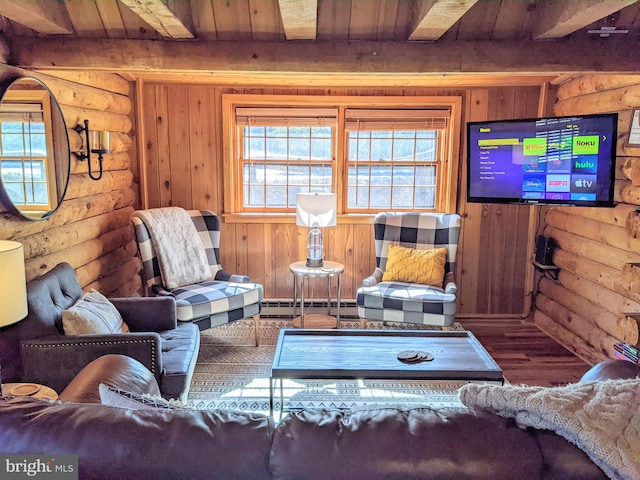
<box><xmin>0</xmin><ymin>262</ymin><xmax>199</xmax><ymax>401</ymax></box>
<box><xmin>1</xmin><ymin>354</ymin><xmax>632</xmax><ymax>480</ymax></box>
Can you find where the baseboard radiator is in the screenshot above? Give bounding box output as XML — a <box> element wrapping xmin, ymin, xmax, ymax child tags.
<box><xmin>260</xmin><ymin>299</ymin><xmax>359</xmax><ymax>319</ymax></box>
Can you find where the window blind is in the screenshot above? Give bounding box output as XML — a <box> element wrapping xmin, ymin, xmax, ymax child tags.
<box><xmin>345</xmin><ymin>109</ymin><xmax>449</xmax><ymax>130</ymax></box>
<box><xmin>236</xmin><ymin>107</ymin><xmax>338</xmax><ymax>127</ymax></box>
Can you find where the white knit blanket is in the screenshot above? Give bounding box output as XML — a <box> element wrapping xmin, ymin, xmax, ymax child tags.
<box><xmin>459</xmin><ymin>379</ymin><xmax>640</xmax><ymax>480</ymax></box>
<box><xmin>136</xmin><ymin>207</ymin><xmax>211</xmax><ymax>288</ymax></box>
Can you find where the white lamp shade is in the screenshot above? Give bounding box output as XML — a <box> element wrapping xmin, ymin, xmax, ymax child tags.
<box><xmin>296</xmin><ymin>192</ymin><xmax>337</xmax><ymax>227</ymax></box>
<box><xmin>0</xmin><ymin>240</ymin><xmax>27</xmax><ymax>327</ymax></box>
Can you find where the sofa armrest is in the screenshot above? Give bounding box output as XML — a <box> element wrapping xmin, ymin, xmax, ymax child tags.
<box><xmin>20</xmin><ymin>333</ymin><xmax>162</xmax><ymax>394</ymax></box>
<box><xmin>362</xmin><ymin>268</ymin><xmax>383</xmax><ymax>287</ymax></box>
<box><xmin>58</xmin><ymin>354</ymin><xmax>161</xmax><ymax>404</ymax></box>
<box><xmin>110</xmin><ymin>296</ymin><xmax>177</xmax><ymax>332</ymax></box>
<box><xmin>215</xmin><ymin>269</ymin><xmax>250</xmax><ymax>283</ymax></box>
<box><xmin>579</xmin><ymin>359</ymin><xmax>640</xmax><ymax>383</ymax></box>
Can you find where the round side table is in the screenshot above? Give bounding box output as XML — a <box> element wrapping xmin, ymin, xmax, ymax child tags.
<box><xmin>289</xmin><ymin>260</ymin><xmax>344</xmax><ymax>329</ymax></box>
<box><xmin>1</xmin><ymin>382</ymin><xmax>58</xmax><ymax>400</ymax></box>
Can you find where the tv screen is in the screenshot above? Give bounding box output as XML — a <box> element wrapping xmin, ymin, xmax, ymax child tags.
<box><xmin>466</xmin><ymin>113</ymin><xmax>618</xmax><ymax>207</ymax></box>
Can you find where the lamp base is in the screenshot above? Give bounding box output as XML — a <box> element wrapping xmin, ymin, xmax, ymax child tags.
<box><xmin>306</xmin><ymin>257</ymin><xmax>323</xmax><ymax>268</ymax></box>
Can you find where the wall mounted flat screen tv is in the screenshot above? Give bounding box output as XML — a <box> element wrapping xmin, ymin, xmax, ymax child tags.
<box><xmin>467</xmin><ymin>113</ymin><xmax>618</xmax><ymax>207</ymax></box>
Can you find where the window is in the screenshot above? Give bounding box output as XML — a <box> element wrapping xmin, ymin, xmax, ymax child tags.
<box><xmin>345</xmin><ymin>109</ymin><xmax>448</xmax><ymax>211</ymax></box>
<box><xmin>223</xmin><ymin>95</ymin><xmax>461</xmax><ymax>217</ymax></box>
<box><xmin>0</xmin><ymin>93</ymin><xmax>55</xmax><ymax>214</ymax></box>
<box><xmin>236</xmin><ymin>107</ymin><xmax>337</xmax><ymax>211</ymax></box>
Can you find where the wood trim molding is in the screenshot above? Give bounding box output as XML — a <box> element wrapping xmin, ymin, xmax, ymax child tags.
<box><xmin>11</xmin><ymin>37</ymin><xmax>640</xmax><ymax>77</ymax></box>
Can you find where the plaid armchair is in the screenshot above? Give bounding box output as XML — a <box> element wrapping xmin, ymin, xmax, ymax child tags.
<box><xmin>131</xmin><ymin>209</ymin><xmax>263</xmax><ymax>343</ymax></box>
<box><xmin>356</xmin><ymin>212</ymin><xmax>461</xmax><ymax>327</ymax></box>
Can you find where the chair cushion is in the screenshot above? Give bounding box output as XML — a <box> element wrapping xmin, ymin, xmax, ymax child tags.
<box><xmin>356</xmin><ymin>282</ymin><xmax>457</xmax><ymax>326</ymax></box>
<box><xmin>382</xmin><ymin>245</ymin><xmax>447</xmax><ymax>286</ymax></box>
<box><xmin>169</xmin><ymin>281</ymin><xmax>263</xmax><ymax>322</ymax></box>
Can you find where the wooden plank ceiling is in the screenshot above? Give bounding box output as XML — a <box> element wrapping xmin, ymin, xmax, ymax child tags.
<box><xmin>0</xmin><ymin>0</ymin><xmax>638</xmax><ymax>86</ymax></box>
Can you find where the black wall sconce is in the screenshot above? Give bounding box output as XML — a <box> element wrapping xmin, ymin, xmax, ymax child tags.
<box><xmin>73</xmin><ymin>119</ymin><xmax>110</xmax><ymax>181</ymax></box>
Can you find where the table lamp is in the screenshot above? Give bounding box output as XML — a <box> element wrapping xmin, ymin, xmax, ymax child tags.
<box><xmin>0</xmin><ymin>241</ymin><xmax>28</xmax><ymax>392</ymax></box>
<box><xmin>296</xmin><ymin>192</ymin><xmax>337</xmax><ymax>267</ymax></box>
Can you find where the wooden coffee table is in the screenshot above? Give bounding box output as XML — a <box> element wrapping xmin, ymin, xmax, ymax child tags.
<box><xmin>269</xmin><ymin>329</ymin><xmax>503</xmax><ymax>416</ymax></box>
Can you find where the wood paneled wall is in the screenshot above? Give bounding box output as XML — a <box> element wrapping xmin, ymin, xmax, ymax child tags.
<box><xmin>137</xmin><ymin>83</ymin><xmax>541</xmax><ymax>314</ymax></box>
<box><xmin>534</xmin><ymin>74</ymin><xmax>640</xmax><ymax>365</ymax></box>
<box><xmin>0</xmin><ymin>66</ymin><xmax>140</xmax><ymax>295</ymax></box>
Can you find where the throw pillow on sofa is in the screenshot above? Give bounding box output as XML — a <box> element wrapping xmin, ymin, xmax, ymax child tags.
<box><xmin>382</xmin><ymin>245</ymin><xmax>447</xmax><ymax>286</ymax></box>
<box><xmin>62</xmin><ymin>290</ymin><xmax>130</xmax><ymax>335</ymax></box>
<box><xmin>99</xmin><ymin>384</ymin><xmax>190</xmax><ymax>410</ymax></box>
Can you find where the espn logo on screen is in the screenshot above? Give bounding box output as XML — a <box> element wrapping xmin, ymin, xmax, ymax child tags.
<box><xmin>0</xmin><ymin>455</ymin><xmax>77</xmax><ymax>479</ymax></box>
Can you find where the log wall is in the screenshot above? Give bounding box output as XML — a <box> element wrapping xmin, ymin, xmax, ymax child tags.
<box><xmin>137</xmin><ymin>83</ymin><xmax>542</xmax><ymax>314</ymax></box>
<box><xmin>0</xmin><ymin>65</ymin><xmax>139</xmax><ymax>296</ymax></box>
<box><xmin>534</xmin><ymin>74</ymin><xmax>640</xmax><ymax>364</ymax></box>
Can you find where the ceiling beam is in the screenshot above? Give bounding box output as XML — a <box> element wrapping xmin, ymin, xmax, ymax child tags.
<box><xmin>533</xmin><ymin>0</ymin><xmax>637</xmax><ymax>40</ymax></box>
<box><xmin>8</xmin><ymin>37</ymin><xmax>640</xmax><ymax>76</ymax></box>
<box><xmin>409</xmin><ymin>0</ymin><xmax>479</xmax><ymax>41</ymax></box>
<box><xmin>119</xmin><ymin>0</ymin><xmax>194</xmax><ymax>39</ymax></box>
<box><xmin>277</xmin><ymin>0</ymin><xmax>317</xmax><ymax>40</ymax></box>
<box><xmin>0</xmin><ymin>0</ymin><xmax>73</xmax><ymax>35</ymax></box>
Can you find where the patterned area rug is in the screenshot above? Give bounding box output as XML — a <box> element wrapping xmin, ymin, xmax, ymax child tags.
<box><xmin>187</xmin><ymin>319</ymin><xmax>470</xmax><ymax>419</ymax></box>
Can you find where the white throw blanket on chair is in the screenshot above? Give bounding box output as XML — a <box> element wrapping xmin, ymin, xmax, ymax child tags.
<box><xmin>459</xmin><ymin>378</ymin><xmax>640</xmax><ymax>480</ymax></box>
<box><xmin>137</xmin><ymin>207</ymin><xmax>211</xmax><ymax>289</ymax></box>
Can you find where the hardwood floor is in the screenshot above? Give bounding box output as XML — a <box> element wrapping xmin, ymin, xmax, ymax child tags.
<box><xmin>460</xmin><ymin>318</ymin><xmax>591</xmax><ymax>387</ymax></box>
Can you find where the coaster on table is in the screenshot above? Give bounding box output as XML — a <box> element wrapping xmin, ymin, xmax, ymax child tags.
<box><xmin>397</xmin><ymin>350</ymin><xmax>434</xmax><ymax>363</ymax></box>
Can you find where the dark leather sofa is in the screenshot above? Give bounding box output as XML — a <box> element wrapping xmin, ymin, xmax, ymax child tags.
<box><xmin>0</xmin><ymin>262</ymin><xmax>199</xmax><ymax>401</ymax></box>
<box><xmin>1</xmin><ymin>354</ymin><xmax>632</xmax><ymax>480</ymax></box>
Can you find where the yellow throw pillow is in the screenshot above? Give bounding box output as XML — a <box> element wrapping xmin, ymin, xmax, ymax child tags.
<box><xmin>382</xmin><ymin>245</ymin><xmax>448</xmax><ymax>286</ymax></box>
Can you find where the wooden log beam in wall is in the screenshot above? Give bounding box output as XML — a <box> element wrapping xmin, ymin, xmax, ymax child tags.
<box><xmin>621</xmin><ymin>157</ymin><xmax>640</xmax><ymax>185</ymax></box>
<box><xmin>34</xmin><ymin>70</ymin><xmax>131</xmax><ymax>96</ymax></box>
<box><xmin>62</xmin><ymin>105</ymin><xmax>132</xmax><ymax>134</ymax></box>
<box><xmin>545</xmin><ymin>225</ymin><xmax>639</xmax><ymax>271</ymax></box>
<box><xmin>557</xmin><ymin>74</ymin><xmax>640</xmax><ymax>100</ymax></box>
<box><xmin>32</xmin><ymin>72</ymin><xmax>131</xmax><ymax>115</ymax></box>
<box><xmin>553</xmin><ymin>247</ymin><xmax>640</xmax><ymax>305</ymax></box>
<box><xmin>65</xmin><ymin>170</ymin><xmax>133</xmax><ymax>200</ymax></box>
<box><xmin>24</xmin><ymin>224</ymin><xmax>134</xmax><ymax>281</ymax></box>
<box><xmin>555</xmin><ymin>83</ymin><xmax>640</xmax><ymax>116</ymax></box>
<box><xmin>536</xmin><ymin>292</ymin><xmax>621</xmax><ymax>356</ymax></box>
<box><xmin>545</xmin><ymin>208</ymin><xmax>640</xmax><ymax>259</ymax></box>
<box><xmin>557</xmin><ymin>268</ymin><xmax>640</xmax><ymax>314</ymax></box>
<box><xmin>534</xmin><ymin>309</ymin><xmax>608</xmax><ymax>365</ymax></box>
<box><xmin>20</xmin><ymin>208</ymin><xmax>134</xmax><ymax>261</ymax></box>
<box><xmin>69</xmin><ymin>131</ymin><xmax>132</xmax><ymax>155</ymax></box>
<box><xmin>2</xmin><ymin>188</ymin><xmax>136</xmax><ymax>240</ymax></box>
<box><xmin>538</xmin><ymin>276</ymin><xmax>638</xmax><ymax>344</ymax></box>
<box><xmin>70</xmin><ymin>152</ymin><xmax>132</xmax><ymax>176</ymax></box>
<box><xmin>84</xmin><ymin>255</ymin><xmax>142</xmax><ymax>296</ymax></box>
<box><xmin>8</xmin><ymin>37</ymin><xmax>640</xmax><ymax>76</ymax></box>
<box><xmin>551</xmin><ymin>203</ymin><xmax>637</xmax><ymax>228</ymax></box>
<box><xmin>75</xmin><ymin>238</ymin><xmax>139</xmax><ymax>288</ymax></box>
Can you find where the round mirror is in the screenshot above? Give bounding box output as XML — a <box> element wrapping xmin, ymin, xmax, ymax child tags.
<box><xmin>0</xmin><ymin>76</ymin><xmax>70</xmax><ymax>221</ymax></box>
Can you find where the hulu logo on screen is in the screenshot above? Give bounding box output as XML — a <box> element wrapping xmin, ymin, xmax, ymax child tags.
<box><xmin>573</xmin><ymin>135</ymin><xmax>599</xmax><ymax>155</ymax></box>
<box><xmin>523</xmin><ymin>138</ymin><xmax>547</xmax><ymax>156</ymax></box>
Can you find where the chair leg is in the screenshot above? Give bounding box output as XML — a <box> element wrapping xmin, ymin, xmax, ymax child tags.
<box><xmin>253</xmin><ymin>314</ymin><xmax>260</xmax><ymax>346</ymax></box>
